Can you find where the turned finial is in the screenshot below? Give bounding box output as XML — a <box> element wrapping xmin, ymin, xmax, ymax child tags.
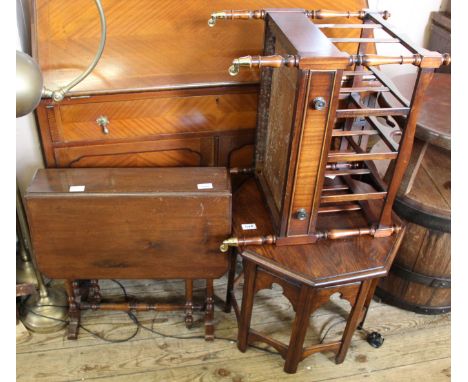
<box><xmin>442</xmin><ymin>53</ymin><xmax>451</xmax><ymax>66</ymax></box>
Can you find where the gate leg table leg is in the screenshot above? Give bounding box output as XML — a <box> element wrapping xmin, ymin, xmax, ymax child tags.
<box><xmin>204</xmin><ymin>279</ymin><xmax>214</xmax><ymax>341</ymax></box>
<box><xmin>185</xmin><ymin>279</ymin><xmax>194</xmax><ymax>329</ymax></box>
<box><xmin>88</xmin><ymin>279</ymin><xmax>101</xmax><ymax>304</ymax></box>
<box><xmin>65</xmin><ymin>280</ymin><xmax>81</xmax><ymax>340</ymax></box>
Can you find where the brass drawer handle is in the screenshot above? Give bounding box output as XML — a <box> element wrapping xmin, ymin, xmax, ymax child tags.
<box><xmin>96</xmin><ymin>115</ymin><xmax>110</xmax><ymax>134</ymax></box>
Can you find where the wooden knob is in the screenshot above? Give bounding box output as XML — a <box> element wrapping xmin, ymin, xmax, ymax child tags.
<box><xmin>382</xmin><ymin>10</ymin><xmax>391</xmax><ymax>20</ymax></box>
<box><xmin>442</xmin><ymin>53</ymin><xmax>451</xmax><ymax>66</ymax></box>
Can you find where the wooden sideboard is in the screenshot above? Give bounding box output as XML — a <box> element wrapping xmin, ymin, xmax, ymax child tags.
<box><xmin>32</xmin><ymin>0</ymin><xmax>367</xmax><ymax>169</ymax></box>
<box><xmin>35</xmin><ymin>86</ymin><xmax>258</xmax><ymax>168</ymax></box>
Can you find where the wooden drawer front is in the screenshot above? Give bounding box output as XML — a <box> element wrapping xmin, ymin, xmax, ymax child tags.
<box><xmin>48</xmin><ymin>92</ymin><xmax>258</xmax><ymax>144</ymax></box>
<box><xmin>54</xmin><ymin>137</ymin><xmax>215</xmax><ymax>168</ymax></box>
<box><xmin>287</xmin><ymin>72</ymin><xmax>338</xmax><ymax>236</ymax></box>
<box><xmin>52</xmin><ymin>130</ymin><xmax>255</xmax><ymax>169</ymax></box>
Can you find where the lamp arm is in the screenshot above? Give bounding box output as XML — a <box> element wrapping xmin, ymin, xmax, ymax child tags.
<box><xmin>43</xmin><ymin>0</ymin><xmax>106</xmax><ymax>102</ymax></box>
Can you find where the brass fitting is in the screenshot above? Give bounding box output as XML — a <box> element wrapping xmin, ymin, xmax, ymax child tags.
<box><xmin>229</xmin><ymin>56</ymin><xmax>253</xmax><ymax>76</ymax></box>
<box><xmin>220</xmin><ymin>237</ymin><xmax>239</xmax><ymax>253</ymax></box>
<box><xmin>228</xmin><ymin>55</ymin><xmax>298</xmax><ymax>76</ymax></box>
<box><xmin>208</xmin><ymin>11</ymin><xmax>228</xmax><ymax>27</ymax></box>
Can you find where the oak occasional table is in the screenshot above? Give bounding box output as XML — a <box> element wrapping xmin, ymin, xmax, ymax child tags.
<box><xmin>225</xmin><ymin>179</ymin><xmax>405</xmax><ymax>373</ymax></box>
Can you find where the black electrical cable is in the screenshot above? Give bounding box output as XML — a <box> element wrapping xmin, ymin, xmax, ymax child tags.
<box><xmin>319</xmin><ymin>318</ymin><xmax>347</xmax><ymax>344</ymax></box>
<box><xmin>79</xmin><ymin>311</ymin><xmax>141</xmax><ymax>343</ymax></box>
<box><xmin>18</xmin><ymin>280</ymin><xmax>349</xmax><ymax>353</ymax></box>
<box><xmin>19</xmin><ymin>307</ymin><xmax>68</xmax><ymax>324</ymax></box>
<box><xmin>19</xmin><ymin>304</ymin><xmax>141</xmax><ymax>343</ymax></box>
<box><xmin>110</xmin><ymin>279</ymin><xmax>130</xmax><ymax>301</ymax></box>
<box><xmin>20</xmin><ymin>303</ymin><xmax>278</xmax><ymax>354</ymax></box>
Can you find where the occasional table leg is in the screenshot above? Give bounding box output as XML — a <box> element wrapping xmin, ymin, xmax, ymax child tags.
<box><xmin>237</xmin><ymin>260</ymin><xmax>257</xmax><ymax>352</ymax></box>
<box><xmin>204</xmin><ymin>279</ymin><xmax>214</xmax><ymax>341</ymax></box>
<box><xmin>185</xmin><ymin>279</ymin><xmax>194</xmax><ymax>329</ymax></box>
<box><xmin>336</xmin><ymin>280</ymin><xmax>372</xmax><ymax>364</ymax></box>
<box><xmin>358</xmin><ymin>278</ymin><xmax>379</xmax><ymax>330</ymax></box>
<box><xmin>65</xmin><ymin>280</ymin><xmax>81</xmax><ymax>340</ymax></box>
<box><xmin>225</xmin><ymin>249</ymin><xmax>238</xmax><ymax>313</ymax></box>
<box><xmin>284</xmin><ymin>286</ymin><xmax>314</xmax><ymax>374</ymax></box>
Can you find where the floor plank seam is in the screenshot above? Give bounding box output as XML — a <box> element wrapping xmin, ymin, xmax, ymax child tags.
<box><xmin>41</xmin><ymin>347</ymin><xmax>451</xmax><ymax>382</ymax></box>
<box><xmin>309</xmin><ymin>356</ymin><xmax>451</xmax><ymax>382</ymax></box>
<box><xmin>16</xmin><ymin>322</ymin><xmax>450</xmax><ymax>362</ymax></box>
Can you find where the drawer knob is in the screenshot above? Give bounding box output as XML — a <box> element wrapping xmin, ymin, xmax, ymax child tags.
<box><xmin>295</xmin><ymin>208</ymin><xmax>308</xmax><ymax>221</ymax></box>
<box><xmin>312</xmin><ymin>97</ymin><xmax>327</xmax><ymax>110</ymax></box>
<box><xmin>96</xmin><ymin>115</ymin><xmax>110</xmax><ymax>134</ymax></box>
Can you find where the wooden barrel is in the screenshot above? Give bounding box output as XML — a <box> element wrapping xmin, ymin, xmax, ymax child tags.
<box><xmin>376</xmin><ymin>73</ymin><xmax>451</xmax><ymax>315</ymax></box>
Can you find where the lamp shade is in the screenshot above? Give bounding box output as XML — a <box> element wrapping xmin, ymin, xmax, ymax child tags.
<box><xmin>16</xmin><ymin>51</ymin><xmax>43</xmax><ymax>118</ymax></box>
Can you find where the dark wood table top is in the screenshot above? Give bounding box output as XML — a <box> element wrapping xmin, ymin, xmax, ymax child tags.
<box><xmin>27</xmin><ymin>167</ymin><xmax>231</xmax><ymax>195</ymax></box>
<box><xmin>233</xmin><ymin>178</ymin><xmax>404</xmax><ymax>288</ymax></box>
<box><xmin>391</xmin><ymin>73</ymin><xmax>451</xmax><ymax>150</ymax></box>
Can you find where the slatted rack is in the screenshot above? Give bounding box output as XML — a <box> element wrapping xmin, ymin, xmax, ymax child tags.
<box><xmin>209</xmin><ymin>8</ymin><xmax>450</xmax><ymax>247</ymax></box>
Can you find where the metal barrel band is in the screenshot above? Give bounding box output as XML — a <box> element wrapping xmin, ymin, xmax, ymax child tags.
<box><xmin>393</xmin><ymin>196</ymin><xmax>451</xmax><ymax>233</ymax></box>
<box><xmin>375</xmin><ymin>287</ymin><xmax>451</xmax><ymax>315</ymax></box>
<box><xmin>390</xmin><ymin>263</ymin><xmax>451</xmax><ymax>288</ymax></box>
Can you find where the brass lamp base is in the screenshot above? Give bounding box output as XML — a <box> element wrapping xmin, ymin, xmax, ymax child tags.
<box><xmin>16</xmin><ymin>259</ymin><xmax>38</xmax><ymax>286</ymax></box>
<box><xmin>20</xmin><ymin>287</ymin><xmax>68</xmax><ymax>333</ymax></box>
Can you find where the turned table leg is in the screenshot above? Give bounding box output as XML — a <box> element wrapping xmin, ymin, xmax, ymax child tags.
<box><xmin>204</xmin><ymin>279</ymin><xmax>214</xmax><ymax>341</ymax></box>
<box><xmin>185</xmin><ymin>279</ymin><xmax>194</xmax><ymax>329</ymax></box>
<box><xmin>88</xmin><ymin>279</ymin><xmax>102</xmax><ymax>304</ymax></box>
<box><xmin>65</xmin><ymin>280</ymin><xmax>81</xmax><ymax>340</ymax></box>
<box><xmin>336</xmin><ymin>280</ymin><xmax>372</xmax><ymax>364</ymax></box>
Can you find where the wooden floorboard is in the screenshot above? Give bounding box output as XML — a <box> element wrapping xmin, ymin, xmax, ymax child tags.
<box><xmin>17</xmin><ymin>278</ymin><xmax>451</xmax><ymax>382</ymax></box>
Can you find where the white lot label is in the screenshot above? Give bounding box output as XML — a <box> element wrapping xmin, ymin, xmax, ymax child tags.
<box><xmin>197</xmin><ymin>183</ymin><xmax>213</xmax><ymax>190</ymax></box>
<box><xmin>69</xmin><ymin>185</ymin><xmax>86</xmax><ymax>192</ymax></box>
<box><xmin>241</xmin><ymin>223</ymin><xmax>257</xmax><ymax>230</ymax></box>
